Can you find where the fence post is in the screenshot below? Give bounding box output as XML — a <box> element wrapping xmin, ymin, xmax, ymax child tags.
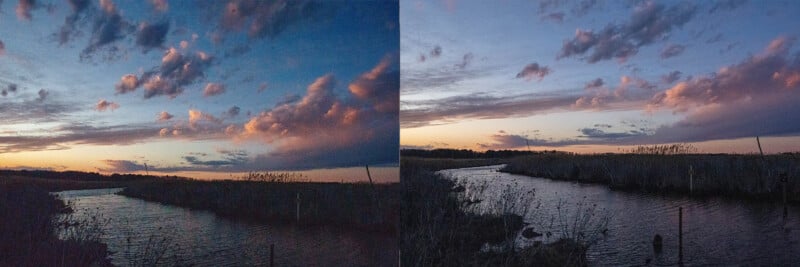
<box><xmin>689</xmin><ymin>165</ymin><xmax>694</xmax><ymax>194</ymax></box>
<box><xmin>679</xmin><ymin>206</ymin><xmax>683</xmax><ymax>264</ymax></box>
<box><xmin>296</xmin><ymin>193</ymin><xmax>301</xmax><ymax>223</ymax></box>
<box><xmin>270</xmin><ymin>243</ymin><xmax>274</xmax><ymax>267</ymax></box>
<box><xmin>781</xmin><ymin>173</ymin><xmax>788</xmax><ymax>217</ymax></box>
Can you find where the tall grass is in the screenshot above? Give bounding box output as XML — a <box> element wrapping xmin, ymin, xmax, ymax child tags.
<box><xmin>0</xmin><ymin>185</ymin><xmax>112</xmax><ymax>266</ymax></box>
<box><xmin>401</xmin><ymin>157</ymin><xmax>601</xmax><ymax>266</ymax></box>
<box><xmin>119</xmin><ymin>175</ymin><xmax>399</xmax><ymax>233</ymax></box>
<box><xmin>502</xmin><ymin>153</ymin><xmax>800</xmax><ymax>201</ymax></box>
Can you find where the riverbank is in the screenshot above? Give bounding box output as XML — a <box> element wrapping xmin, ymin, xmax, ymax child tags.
<box><xmin>0</xmin><ymin>184</ymin><xmax>112</xmax><ymax>266</ymax></box>
<box><xmin>501</xmin><ymin>153</ymin><xmax>800</xmax><ymax>202</ymax></box>
<box><xmin>118</xmin><ymin>178</ymin><xmax>400</xmax><ymax>234</ymax></box>
<box><xmin>401</xmin><ymin>157</ymin><xmax>589</xmax><ymax>266</ymax></box>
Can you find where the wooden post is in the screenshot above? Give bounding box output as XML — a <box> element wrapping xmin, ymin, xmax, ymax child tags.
<box><xmin>781</xmin><ymin>173</ymin><xmax>788</xmax><ymax>217</ymax></box>
<box><xmin>398</xmin><ymin>249</ymin><xmax>401</xmax><ymax>267</ymax></box>
<box><xmin>689</xmin><ymin>165</ymin><xmax>694</xmax><ymax>194</ymax></box>
<box><xmin>679</xmin><ymin>207</ymin><xmax>683</xmax><ymax>264</ymax></box>
<box><xmin>270</xmin><ymin>243</ymin><xmax>274</xmax><ymax>267</ymax></box>
<box><xmin>365</xmin><ymin>165</ymin><xmax>375</xmax><ymax>190</ymax></box>
<box><xmin>296</xmin><ymin>193</ymin><xmax>300</xmax><ymax>223</ymax></box>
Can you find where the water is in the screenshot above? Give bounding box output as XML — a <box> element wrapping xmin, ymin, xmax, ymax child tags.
<box><xmin>54</xmin><ymin>188</ymin><xmax>396</xmax><ymax>266</ymax></box>
<box><xmin>439</xmin><ymin>165</ymin><xmax>800</xmax><ymax>266</ymax></box>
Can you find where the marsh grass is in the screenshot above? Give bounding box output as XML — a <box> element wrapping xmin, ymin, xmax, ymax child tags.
<box><xmin>402</xmin><ymin>157</ymin><xmax>605</xmax><ymax>266</ymax></box>
<box><xmin>117</xmin><ymin>218</ymin><xmax>188</xmax><ymax>266</ymax></box>
<box><xmin>0</xmin><ymin>185</ymin><xmax>112</xmax><ymax>266</ymax></box>
<box><xmin>118</xmin><ymin>175</ymin><xmax>399</xmax><ymax>234</ymax></box>
<box><xmin>502</xmin><ymin>153</ymin><xmax>800</xmax><ymax>202</ymax></box>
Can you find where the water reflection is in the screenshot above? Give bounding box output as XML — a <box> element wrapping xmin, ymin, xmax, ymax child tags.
<box><xmin>440</xmin><ymin>165</ymin><xmax>799</xmax><ymax>266</ymax></box>
<box><xmin>55</xmin><ymin>188</ymin><xmax>395</xmax><ymax>266</ymax></box>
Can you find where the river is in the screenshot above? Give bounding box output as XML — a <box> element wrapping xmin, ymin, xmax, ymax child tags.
<box><xmin>54</xmin><ymin>188</ymin><xmax>396</xmax><ymax>266</ymax></box>
<box><xmin>438</xmin><ymin>165</ymin><xmax>799</xmax><ymax>266</ymax></box>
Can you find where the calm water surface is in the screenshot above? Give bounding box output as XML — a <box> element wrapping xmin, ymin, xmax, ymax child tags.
<box><xmin>439</xmin><ymin>165</ymin><xmax>800</xmax><ymax>266</ymax></box>
<box><xmin>55</xmin><ymin>188</ymin><xmax>396</xmax><ymax>266</ymax></box>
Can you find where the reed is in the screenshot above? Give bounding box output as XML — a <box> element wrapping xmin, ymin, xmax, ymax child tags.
<box><xmin>401</xmin><ymin>157</ymin><xmax>597</xmax><ymax>266</ymax></box>
<box><xmin>118</xmin><ymin>176</ymin><xmax>400</xmax><ymax>234</ymax></box>
<box><xmin>0</xmin><ymin>184</ymin><xmax>112</xmax><ymax>266</ymax></box>
<box><xmin>502</xmin><ymin>152</ymin><xmax>800</xmax><ymax>202</ymax></box>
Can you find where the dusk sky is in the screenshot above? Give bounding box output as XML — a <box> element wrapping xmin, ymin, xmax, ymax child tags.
<box><xmin>0</xmin><ymin>0</ymin><xmax>399</xmax><ymax>181</ymax></box>
<box><xmin>401</xmin><ymin>0</ymin><xmax>800</xmax><ymax>154</ymax></box>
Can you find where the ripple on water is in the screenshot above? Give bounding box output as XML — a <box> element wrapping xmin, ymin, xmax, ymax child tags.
<box><xmin>443</xmin><ymin>165</ymin><xmax>800</xmax><ymax>266</ymax></box>
<box><xmin>55</xmin><ymin>188</ymin><xmax>396</xmax><ymax>266</ymax></box>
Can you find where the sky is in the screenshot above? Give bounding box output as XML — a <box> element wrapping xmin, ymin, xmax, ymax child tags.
<box><xmin>400</xmin><ymin>0</ymin><xmax>800</xmax><ymax>154</ymax></box>
<box><xmin>0</xmin><ymin>0</ymin><xmax>399</xmax><ymax>181</ymax></box>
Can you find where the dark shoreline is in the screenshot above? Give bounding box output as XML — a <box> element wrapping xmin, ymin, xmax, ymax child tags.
<box><xmin>401</xmin><ymin>157</ymin><xmax>589</xmax><ymax>266</ymax></box>
<box><xmin>117</xmin><ymin>179</ymin><xmax>400</xmax><ymax>235</ymax></box>
<box><xmin>500</xmin><ymin>153</ymin><xmax>800</xmax><ymax>204</ymax></box>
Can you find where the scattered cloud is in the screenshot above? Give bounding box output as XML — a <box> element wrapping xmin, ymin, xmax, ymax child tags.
<box><xmin>430</xmin><ymin>45</ymin><xmax>442</xmax><ymax>58</ymax></box>
<box><xmin>98</xmin><ymin>160</ymin><xmax>148</xmax><ymax>172</ymax></box>
<box><xmin>219</xmin><ymin>0</ymin><xmax>335</xmax><ymax>39</ymax></box>
<box><xmin>542</xmin><ymin>12</ymin><xmax>564</xmax><ymax>23</ymax></box>
<box><xmin>16</xmin><ymin>0</ymin><xmax>36</xmax><ymax>21</ymax></box>
<box><xmin>37</xmin><ymin>89</ymin><xmax>48</xmax><ymax>102</ymax></box>
<box><xmin>661</xmin><ymin>70</ymin><xmax>682</xmax><ymax>84</ymax></box>
<box><xmin>455</xmin><ymin>53</ymin><xmax>474</xmax><ymax>69</ymax></box>
<box><xmin>202</xmin><ymin>83</ymin><xmax>226</xmax><ymax>97</ymax></box>
<box><xmin>95</xmin><ymin>99</ymin><xmax>119</xmax><ymax>111</ymax></box>
<box><xmin>223</xmin><ymin>106</ymin><xmax>240</xmax><ymax>117</ymax></box>
<box><xmin>660</xmin><ymin>44</ymin><xmax>685</xmax><ymax>59</ymax></box>
<box><xmin>117</xmin><ymin>48</ymin><xmax>213</xmax><ymax>99</ymax></box>
<box><xmin>135</xmin><ymin>21</ymin><xmax>170</xmax><ymax>51</ymax></box>
<box><xmin>401</xmin><ymin>91</ymin><xmax>579</xmax><ymax>128</ymax></box>
<box><xmin>188</xmin><ymin>109</ymin><xmax>222</xmax><ymax>127</ymax></box>
<box><xmin>516</xmin><ymin>63</ymin><xmax>552</xmax><ymax>81</ymax></box>
<box><xmin>585</xmin><ymin>78</ymin><xmax>604</xmax><ymax>89</ymax></box>
<box><xmin>648</xmin><ymin>36</ymin><xmax>799</xmax><ymax>113</ymax></box>
<box><xmin>115</xmin><ymin>74</ymin><xmax>139</xmax><ymax>94</ymax></box>
<box><xmin>80</xmin><ymin>0</ymin><xmax>135</xmax><ymax>60</ymax></box>
<box><xmin>157</xmin><ymin>111</ymin><xmax>173</xmax><ymax>121</ymax></box>
<box><xmin>56</xmin><ymin>0</ymin><xmax>92</xmax><ymax>45</ymax></box>
<box><xmin>571</xmin><ymin>0</ymin><xmax>598</xmax><ymax>16</ymax></box>
<box><xmin>150</xmin><ymin>0</ymin><xmax>168</xmax><ymax>12</ymax></box>
<box><xmin>559</xmin><ymin>0</ymin><xmax>696</xmax><ymax>63</ymax></box>
<box><xmin>708</xmin><ymin>0</ymin><xmax>747</xmax><ymax>14</ymax></box>
<box><xmin>0</xmin><ymin>124</ymin><xmax>163</xmax><ymax>153</ymax></box>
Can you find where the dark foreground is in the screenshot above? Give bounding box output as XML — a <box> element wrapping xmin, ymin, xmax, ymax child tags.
<box><xmin>0</xmin><ymin>184</ymin><xmax>111</xmax><ymax>266</ymax></box>
<box><xmin>401</xmin><ymin>157</ymin><xmax>589</xmax><ymax>266</ymax></box>
<box><xmin>0</xmin><ymin>171</ymin><xmax>163</xmax><ymax>266</ymax></box>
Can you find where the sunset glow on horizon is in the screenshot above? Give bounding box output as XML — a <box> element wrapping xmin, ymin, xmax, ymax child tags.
<box><xmin>0</xmin><ymin>1</ymin><xmax>399</xmax><ymax>181</ymax></box>
<box><xmin>401</xmin><ymin>0</ymin><xmax>800</xmax><ymax>154</ymax></box>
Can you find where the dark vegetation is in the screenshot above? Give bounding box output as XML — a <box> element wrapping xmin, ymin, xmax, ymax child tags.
<box><xmin>118</xmin><ymin>172</ymin><xmax>400</xmax><ymax>234</ymax></box>
<box><xmin>502</xmin><ymin>147</ymin><xmax>800</xmax><ymax>202</ymax></box>
<box><xmin>401</xmin><ymin>157</ymin><xmax>590</xmax><ymax>266</ymax></box>
<box><xmin>0</xmin><ymin>184</ymin><xmax>111</xmax><ymax>266</ymax></box>
<box><xmin>401</xmin><ymin>148</ymin><xmax>543</xmax><ymax>159</ymax></box>
<box><xmin>0</xmin><ymin>169</ymin><xmax>178</xmax><ymax>192</ymax></box>
<box><xmin>0</xmin><ymin>170</ymin><xmax>192</xmax><ymax>266</ymax></box>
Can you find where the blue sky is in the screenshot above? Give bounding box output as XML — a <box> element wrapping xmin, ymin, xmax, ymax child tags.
<box><xmin>0</xmin><ymin>0</ymin><xmax>399</xmax><ymax>179</ymax></box>
<box><xmin>401</xmin><ymin>0</ymin><xmax>800</xmax><ymax>153</ymax></box>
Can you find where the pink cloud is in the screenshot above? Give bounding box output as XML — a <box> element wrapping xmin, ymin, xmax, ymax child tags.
<box><xmin>203</xmin><ymin>83</ymin><xmax>226</xmax><ymax>97</ymax></box>
<box><xmin>95</xmin><ymin>99</ymin><xmax>119</xmax><ymax>112</ymax></box>
<box><xmin>157</xmin><ymin>111</ymin><xmax>174</xmax><ymax>121</ymax></box>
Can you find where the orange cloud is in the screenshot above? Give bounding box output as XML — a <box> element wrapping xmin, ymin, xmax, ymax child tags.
<box><xmin>95</xmin><ymin>99</ymin><xmax>119</xmax><ymax>112</ymax></box>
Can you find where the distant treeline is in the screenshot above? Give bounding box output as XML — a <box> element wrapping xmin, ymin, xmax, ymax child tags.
<box><xmin>0</xmin><ymin>169</ymin><xmax>188</xmax><ymax>182</ymax></box>
<box><xmin>401</xmin><ymin>148</ymin><xmax>561</xmax><ymax>159</ymax></box>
